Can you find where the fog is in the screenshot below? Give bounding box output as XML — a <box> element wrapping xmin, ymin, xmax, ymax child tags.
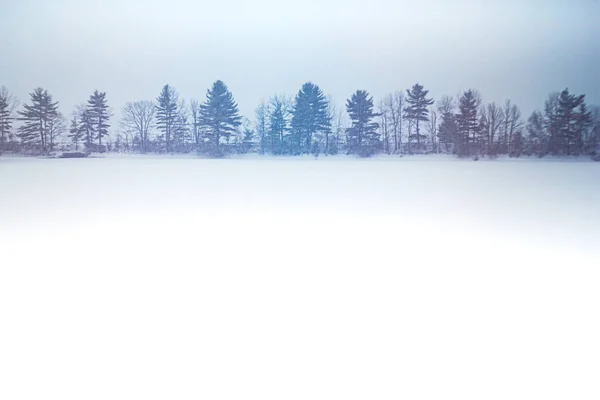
<box><xmin>2</xmin><ymin>0</ymin><xmax>598</xmax><ymax>121</ymax></box>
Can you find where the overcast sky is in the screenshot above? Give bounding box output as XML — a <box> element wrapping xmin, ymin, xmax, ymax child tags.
<box><xmin>1</xmin><ymin>0</ymin><xmax>598</xmax><ymax>124</ymax></box>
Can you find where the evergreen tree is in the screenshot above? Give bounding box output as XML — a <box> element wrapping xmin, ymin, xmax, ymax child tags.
<box><xmin>542</xmin><ymin>88</ymin><xmax>592</xmax><ymax>155</ymax></box>
<box><xmin>345</xmin><ymin>90</ymin><xmax>380</xmax><ymax>157</ymax></box>
<box><xmin>593</xmin><ymin>106</ymin><xmax>600</xmax><ymax>153</ymax></box>
<box><xmin>268</xmin><ymin>95</ymin><xmax>289</xmax><ymax>154</ymax></box>
<box><xmin>404</xmin><ymin>83</ymin><xmax>434</xmax><ymax>152</ymax></box>
<box><xmin>86</xmin><ymin>90</ymin><xmax>110</xmax><ymax>147</ymax></box>
<box><xmin>455</xmin><ymin>90</ymin><xmax>480</xmax><ymax>157</ymax></box>
<box><xmin>155</xmin><ymin>84</ymin><xmax>180</xmax><ymax>153</ymax></box>
<box><xmin>17</xmin><ymin>88</ymin><xmax>59</xmax><ymax>152</ymax></box>
<box><xmin>79</xmin><ymin>107</ymin><xmax>95</xmax><ymax>149</ymax></box>
<box><xmin>544</xmin><ymin>92</ymin><xmax>561</xmax><ymax>154</ymax></box>
<box><xmin>576</xmin><ymin>102</ymin><xmax>594</xmax><ymax>153</ymax></box>
<box><xmin>556</xmin><ymin>88</ymin><xmax>590</xmax><ymax>155</ymax></box>
<box><xmin>290</xmin><ymin>82</ymin><xmax>330</xmax><ymax>155</ymax></box>
<box><xmin>311</xmin><ymin>140</ymin><xmax>320</xmax><ymax>157</ymax></box>
<box><xmin>438</xmin><ymin>113</ymin><xmax>458</xmax><ymax>153</ymax></box>
<box><xmin>199</xmin><ymin>80</ymin><xmax>242</xmax><ymax>156</ymax></box>
<box><xmin>436</xmin><ymin>96</ymin><xmax>456</xmax><ymax>153</ymax></box>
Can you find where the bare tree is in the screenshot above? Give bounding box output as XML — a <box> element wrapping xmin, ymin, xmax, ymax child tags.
<box><xmin>406</xmin><ymin>119</ymin><xmax>413</xmax><ymax>154</ymax></box>
<box><xmin>121</xmin><ymin>100</ymin><xmax>155</xmax><ymax>152</ymax></box>
<box><xmin>255</xmin><ymin>100</ymin><xmax>269</xmax><ymax>154</ymax></box>
<box><xmin>508</xmin><ymin>104</ymin><xmax>523</xmax><ymax>154</ymax></box>
<box><xmin>501</xmin><ymin>100</ymin><xmax>523</xmax><ymax>154</ymax></box>
<box><xmin>120</xmin><ymin>130</ymin><xmax>134</xmax><ymax>152</ymax></box>
<box><xmin>378</xmin><ymin>99</ymin><xmax>390</xmax><ymax>154</ymax></box>
<box><xmin>325</xmin><ymin>96</ymin><xmax>343</xmax><ymax>155</ymax></box>
<box><xmin>48</xmin><ymin>112</ymin><xmax>66</xmax><ymax>152</ymax></box>
<box><xmin>438</xmin><ymin>96</ymin><xmax>455</xmax><ymax>115</ymax></box>
<box><xmin>383</xmin><ymin>91</ymin><xmax>403</xmax><ymax>153</ymax></box>
<box><xmin>0</xmin><ymin>86</ymin><xmax>19</xmax><ymax>150</ymax></box>
<box><xmin>190</xmin><ymin>99</ymin><xmax>201</xmax><ymax>149</ymax></box>
<box><xmin>328</xmin><ymin>102</ymin><xmax>345</xmax><ymax>155</ymax></box>
<box><xmin>428</xmin><ymin>109</ymin><xmax>437</xmax><ymax>153</ymax></box>
<box><xmin>482</xmin><ymin>102</ymin><xmax>503</xmax><ymax>155</ymax></box>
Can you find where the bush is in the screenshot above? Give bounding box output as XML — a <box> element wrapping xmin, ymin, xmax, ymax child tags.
<box><xmin>357</xmin><ymin>146</ymin><xmax>376</xmax><ymax>158</ymax></box>
<box><xmin>591</xmin><ymin>154</ymin><xmax>600</xmax><ymax>162</ymax></box>
<box><xmin>60</xmin><ymin>152</ymin><xmax>89</xmax><ymax>158</ymax></box>
<box><xmin>198</xmin><ymin>143</ymin><xmax>227</xmax><ymax>158</ymax></box>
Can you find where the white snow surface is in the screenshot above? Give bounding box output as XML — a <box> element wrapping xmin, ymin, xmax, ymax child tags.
<box><xmin>1</xmin><ymin>154</ymin><xmax>599</xmax><ymax>400</ymax></box>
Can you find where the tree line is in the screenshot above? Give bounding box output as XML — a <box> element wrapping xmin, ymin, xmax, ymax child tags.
<box><xmin>1</xmin><ymin>82</ymin><xmax>598</xmax><ymax>158</ymax></box>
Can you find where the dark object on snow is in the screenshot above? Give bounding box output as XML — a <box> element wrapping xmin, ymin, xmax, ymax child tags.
<box><xmin>591</xmin><ymin>154</ymin><xmax>600</xmax><ymax>162</ymax></box>
<box><xmin>60</xmin><ymin>152</ymin><xmax>89</xmax><ymax>159</ymax></box>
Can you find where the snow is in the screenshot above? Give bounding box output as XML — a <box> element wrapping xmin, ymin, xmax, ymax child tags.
<box><xmin>1</xmin><ymin>155</ymin><xmax>599</xmax><ymax>400</ymax></box>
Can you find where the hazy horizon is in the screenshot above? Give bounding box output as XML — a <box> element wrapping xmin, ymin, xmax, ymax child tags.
<box><xmin>1</xmin><ymin>0</ymin><xmax>599</xmax><ymax>126</ymax></box>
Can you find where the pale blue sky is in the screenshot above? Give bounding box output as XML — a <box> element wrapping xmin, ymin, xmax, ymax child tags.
<box><xmin>1</xmin><ymin>0</ymin><xmax>598</xmax><ymax>123</ymax></box>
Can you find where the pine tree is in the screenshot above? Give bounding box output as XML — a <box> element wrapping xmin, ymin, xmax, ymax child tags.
<box><xmin>544</xmin><ymin>92</ymin><xmax>561</xmax><ymax>154</ymax></box>
<box><xmin>78</xmin><ymin>107</ymin><xmax>95</xmax><ymax>149</ymax></box>
<box><xmin>436</xmin><ymin>96</ymin><xmax>456</xmax><ymax>153</ymax></box>
<box><xmin>290</xmin><ymin>82</ymin><xmax>330</xmax><ymax>155</ymax></box>
<box><xmin>155</xmin><ymin>84</ymin><xmax>180</xmax><ymax>153</ymax></box>
<box><xmin>575</xmin><ymin>102</ymin><xmax>593</xmax><ymax>153</ymax></box>
<box><xmin>404</xmin><ymin>83</ymin><xmax>434</xmax><ymax>152</ymax></box>
<box><xmin>554</xmin><ymin>88</ymin><xmax>590</xmax><ymax>155</ymax></box>
<box><xmin>199</xmin><ymin>80</ymin><xmax>242</xmax><ymax>156</ymax></box>
<box><xmin>268</xmin><ymin>96</ymin><xmax>289</xmax><ymax>154</ymax></box>
<box><xmin>86</xmin><ymin>90</ymin><xmax>110</xmax><ymax>148</ymax></box>
<box><xmin>455</xmin><ymin>90</ymin><xmax>480</xmax><ymax>157</ymax></box>
<box><xmin>345</xmin><ymin>90</ymin><xmax>380</xmax><ymax>157</ymax></box>
<box><xmin>438</xmin><ymin>113</ymin><xmax>458</xmax><ymax>153</ymax></box>
<box><xmin>17</xmin><ymin>88</ymin><xmax>59</xmax><ymax>152</ymax></box>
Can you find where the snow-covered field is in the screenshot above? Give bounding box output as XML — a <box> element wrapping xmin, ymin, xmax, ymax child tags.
<box><xmin>1</xmin><ymin>155</ymin><xmax>599</xmax><ymax>400</ymax></box>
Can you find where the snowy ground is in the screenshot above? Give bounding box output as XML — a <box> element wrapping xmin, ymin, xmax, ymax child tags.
<box><xmin>1</xmin><ymin>155</ymin><xmax>599</xmax><ymax>400</ymax></box>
